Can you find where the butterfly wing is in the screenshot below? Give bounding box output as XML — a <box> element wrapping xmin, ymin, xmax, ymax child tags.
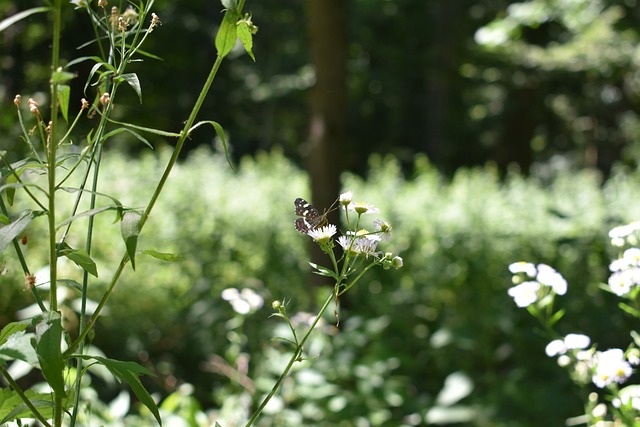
<box><xmin>294</xmin><ymin>198</ymin><xmax>323</xmax><ymax>234</ymax></box>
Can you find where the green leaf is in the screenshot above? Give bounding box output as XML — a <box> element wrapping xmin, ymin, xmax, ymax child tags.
<box><xmin>103</xmin><ymin>127</ymin><xmax>154</xmax><ymax>149</ymax></box>
<box><xmin>215</xmin><ymin>8</ymin><xmax>240</xmax><ymax>58</ymax></box>
<box><xmin>58</xmin><ymin>279</ymin><xmax>83</xmax><ymax>293</ymax></box>
<box><xmin>142</xmin><ymin>249</ymin><xmax>185</xmax><ymax>262</ymax></box>
<box><xmin>121</xmin><ymin>211</ymin><xmax>142</xmax><ymax>270</ymax></box>
<box><xmin>0</xmin><ymin>321</ymin><xmax>29</xmax><ymax>346</ymax></box>
<box><xmin>189</xmin><ymin>120</ymin><xmax>235</xmax><ymax>172</ymax></box>
<box><xmin>102</xmin><ymin>116</ymin><xmax>181</xmax><ymax>138</ymax></box>
<box><xmin>309</xmin><ymin>262</ymin><xmax>338</xmax><ymax>278</ymax></box>
<box><xmin>0</xmin><ymin>330</ymin><xmax>38</xmax><ymax>366</ymax></box>
<box><xmin>34</xmin><ymin>311</ymin><xmax>65</xmax><ymax>394</ymax></box>
<box><xmin>57</xmin><ymin>205</ymin><xmax>119</xmax><ymax>229</ymax></box>
<box><xmin>620</xmin><ymin>302</ymin><xmax>640</xmax><ymax>318</ymax></box>
<box><xmin>57</xmin><ymin>242</ymin><xmax>98</xmax><ymax>277</ymax></box>
<box><xmin>0</xmin><ymin>210</ymin><xmax>42</xmax><ymax>256</ymax></box>
<box><xmin>57</xmin><ymin>84</ymin><xmax>71</xmax><ymax>123</ymax></box>
<box><xmin>119</xmin><ymin>73</ymin><xmax>142</xmax><ymax>103</ymax></box>
<box><xmin>52</xmin><ymin>69</ymin><xmax>75</xmax><ymax>85</ymax></box>
<box><xmin>236</xmin><ymin>21</ymin><xmax>255</xmax><ymax>61</ymax></box>
<box><xmin>73</xmin><ymin>355</ymin><xmax>161</xmax><ymax>426</ymax></box>
<box><xmin>0</xmin><ymin>388</ymin><xmax>58</xmax><ymax>424</ymax></box>
<box><xmin>0</xmin><ymin>7</ymin><xmax>50</xmax><ymax>32</ymax></box>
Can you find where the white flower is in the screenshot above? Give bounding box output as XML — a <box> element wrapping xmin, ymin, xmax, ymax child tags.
<box><xmin>307</xmin><ymin>224</ymin><xmax>337</xmax><ymax>243</ymax></box>
<box><xmin>609</xmin><ymin>222</ymin><xmax>640</xmax><ymax>246</ymax></box>
<box><xmin>536</xmin><ymin>264</ymin><xmax>567</xmax><ymax>295</ymax></box>
<box><xmin>545</xmin><ymin>339</ymin><xmax>566</xmax><ymax>357</ymax></box>
<box><xmin>564</xmin><ymin>333</ymin><xmax>591</xmax><ymax>350</ymax></box>
<box><xmin>338</xmin><ymin>235</ymin><xmax>379</xmax><ymax>257</ymax></box>
<box><xmin>545</xmin><ymin>334</ymin><xmax>589</xmax><ymax>358</ymax></box>
<box><xmin>508</xmin><ymin>261</ymin><xmax>537</xmax><ymax>278</ymax></box>
<box><xmin>339</xmin><ymin>191</ymin><xmax>353</xmax><ymax>206</ymax></box>
<box><xmin>373</xmin><ymin>219</ymin><xmax>392</xmax><ymax>242</ymax></box>
<box><xmin>591</xmin><ymin>348</ymin><xmax>633</xmax><ymax>388</ymax></box>
<box><xmin>608</xmin><ymin>270</ymin><xmax>636</xmax><ymax>296</ymax></box>
<box><xmin>507</xmin><ymin>281</ymin><xmax>540</xmax><ymax>308</ymax></box>
<box><xmin>349</xmin><ymin>202</ymin><xmax>380</xmax><ymax>215</ymax></box>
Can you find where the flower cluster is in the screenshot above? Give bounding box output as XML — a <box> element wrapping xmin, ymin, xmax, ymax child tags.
<box><xmin>507</xmin><ymin>262</ymin><xmax>567</xmax><ymax>308</ymax></box>
<box><xmin>300</xmin><ymin>191</ymin><xmax>402</xmax><ymax>270</ymax></box>
<box><xmin>507</xmin><ymin>221</ymin><xmax>640</xmax><ymax>425</ymax></box>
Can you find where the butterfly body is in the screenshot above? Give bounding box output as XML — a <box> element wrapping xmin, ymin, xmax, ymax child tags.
<box><xmin>294</xmin><ymin>198</ymin><xmax>327</xmax><ymax>234</ymax></box>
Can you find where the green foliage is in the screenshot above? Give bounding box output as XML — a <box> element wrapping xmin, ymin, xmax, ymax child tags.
<box><xmin>5</xmin><ymin>148</ymin><xmax>637</xmax><ymax>425</ymax></box>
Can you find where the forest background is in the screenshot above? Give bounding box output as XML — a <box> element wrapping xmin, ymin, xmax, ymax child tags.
<box><xmin>3</xmin><ymin>0</ymin><xmax>640</xmax><ymax>425</ymax></box>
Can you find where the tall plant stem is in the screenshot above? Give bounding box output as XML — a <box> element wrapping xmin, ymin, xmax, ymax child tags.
<box><xmin>49</xmin><ymin>0</ymin><xmax>63</xmax><ymax>425</ymax></box>
<box><xmin>66</xmin><ymin>53</ymin><xmax>226</xmax><ymax>356</ymax></box>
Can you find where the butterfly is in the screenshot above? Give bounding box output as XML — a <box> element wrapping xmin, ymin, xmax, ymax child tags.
<box><xmin>294</xmin><ymin>197</ymin><xmax>344</xmax><ymax>234</ymax></box>
<box><xmin>294</xmin><ymin>198</ymin><xmax>327</xmax><ymax>234</ymax></box>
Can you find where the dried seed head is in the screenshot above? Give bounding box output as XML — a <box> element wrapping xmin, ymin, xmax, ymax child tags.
<box><xmin>28</xmin><ymin>98</ymin><xmax>39</xmax><ymax>114</ymax></box>
<box><xmin>25</xmin><ymin>274</ymin><xmax>36</xmax><ymax>291</ymax></box>
<box><xmin>81</xmin><ymin>98</ymin><xmax>89</xmax><ymax>110</ymax></box>
<box><xmin>100</xmin><ymin>92</ymin><xmax>111</xmax><ymax>106</ymax></box>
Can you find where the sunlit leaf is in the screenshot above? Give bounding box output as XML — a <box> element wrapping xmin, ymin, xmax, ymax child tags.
<box><xmin>141</xmin><ymin>250</ymin><xmax>185</xmax><ymax>262</ymax></box>
<box><xmin>57</xmin><ymin>84</ymin><xmax>70</xmax><ymax>123</ymax></box>
<box><xmin>0</xmin><ymin>7</ymin><xmax>50</xmax><ymax>33</ymax></box>
<box><xmin>73</xmin><ymin>355</ymin><xmax>161</xmax><ymax>425</ymax></box>
<box><xmin>57</xmin><ymin>242</ymin><xmax>98</xmax><ymax>277</ymax></box>
<box><xmin>215</xmin><ymin>8</ymin><xmax>240</xmax><ymax>58</ymax></box>
<box><xmin>121</xmin><ymin>211</ymin><xmax>142</xmax><ymax>270</ymax></box>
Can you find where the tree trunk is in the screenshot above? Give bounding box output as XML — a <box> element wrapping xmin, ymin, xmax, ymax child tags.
<box><xmin>306</xmin><ymin>0</ymin><xmax>347</xmax><ymax>285</ymax></box>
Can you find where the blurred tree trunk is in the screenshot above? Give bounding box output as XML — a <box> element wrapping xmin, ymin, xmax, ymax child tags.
<box><xmin>306</xmin><ymin>0</ymin><xmax>347</xmax><ymax>285</ymax></box>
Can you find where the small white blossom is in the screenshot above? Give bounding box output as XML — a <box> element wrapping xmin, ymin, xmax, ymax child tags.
<box><xmin>507</xmin><ymin>281</ymin><xmax>540</xmax><ymax>308</ymax></box>
<box><xmin>307</xmin><ymin>224</ymin><xmax>337</xmax><ymax>243</ymax></box>
<box><xmin>536</xmin><ymin>264</ymin><xmax>567</xmax><ymax>295</ymax></box>
<box><xmin>608</xmin><ymin>270</ymin><xmax>636</xmax><ymax>296</ymax></box>
<box><xmin>546</xmin><ymin>339</ymin><xmax>566</xmax><ymax>357</ymax></box>
<box><xmin>339</xmin><ymin>191</ymin><xmax>353</xmax><ymax>206</ymax></box>
<box><xmin>591</xmin><ymin>348</ymin><xmax>633</xmax><ymax>388</ymax></box>
<box><xmin>508</xmin><ymin>261</ymin><xmax>537</xmax><ymax>278</ymax></box>
<box><xmin>564</xmin><ymin>333</ymin><xmax>591</xmax><ymax>350</ymax></box>
<box><xmin>373</xmin><ymin>219</ymin><xmax>392</xmax><ymax>242</ymax></box>
<box><xmin>349</xmin><ymin>202</ymin><xmax>380</xmax><ymax>215</ymax></box>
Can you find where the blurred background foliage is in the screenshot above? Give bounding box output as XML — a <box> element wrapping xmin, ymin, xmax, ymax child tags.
<box><xmin>4</xmin><ymin>0</ymin><xmax>640</xmax><ymax>425</ymax></box>
<box><xmin>3</xmin><ymin>148</ymin><xmax>640</xmax><ymax>426</ymax></box>
<box><xmin>4</xmin><ymin>0</ymin><xmax>640</xmax><ymax>174</ymax></box>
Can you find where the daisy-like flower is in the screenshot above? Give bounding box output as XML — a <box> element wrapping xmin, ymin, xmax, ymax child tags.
<box><xmin>507</xmin><ymin>281</ymin><xmax>540</xmax><ymax>308</ymax></box>
<box><xmin>307</xmin><ymin>224</ymin><xmax>337</xmax><ymax>243</ymax></box>
<box><xmin>591</xmin><ymin>348</ymin><xmax>633</xmax><ymax>388</ymax></box>
<box><xmin>349</xmin><ymin>201</ymin><xmax>380</xmax><ymax>215</ymax></box>
<box><xmin>607</xmin><ymin>270</ymin><xmax>636</xmax><ymax>296</ymax></box>
<box><xmin>338</xmin><ymin>235</ymin><xmax>378</xmax><ymax>257</ymax></box>
<box><xmin>373</xmin><ymin>219</ymin><xmax>392</xmax><ymax>242</ymax></box>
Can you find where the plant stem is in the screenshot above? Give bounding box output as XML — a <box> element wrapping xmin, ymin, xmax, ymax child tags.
<box><xmin>244</xmin><ymin>289</ymin><xmax>335</xmax><ymax>427</ymax></box>
<box><xmin>66</xmin><ymin>53</ymin><xmax>226</xmax><ymax>356</ymax></box>
<box><xmin>49</xmin><ymin>1</ymin><xmax>63</xmax><ymax>425</ymax></box>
